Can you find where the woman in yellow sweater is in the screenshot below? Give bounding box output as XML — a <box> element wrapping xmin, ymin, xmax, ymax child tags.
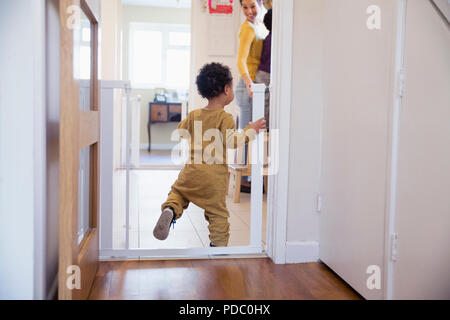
<box><xmin>236</xmin><ymin>0</ymin><xmax>267</xmax><ymax>190</ymax></box>
<box><xmin>236</xmin><ymin>0</ymin><xmax>266</xmax><ymax>126</ymax></box>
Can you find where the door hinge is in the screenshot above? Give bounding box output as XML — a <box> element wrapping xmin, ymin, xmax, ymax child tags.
<box><xmin>390</xmin><ymin>233</ymin><xmax>399</xmax><ymax>261</ymax></box>
<box><xmin>316</xmin><ymin>194</ymin><xmax>323</xmax><ymax>213</ymax></box>
<box><xmin>398</xmin><ymin>69</ymin><xmax>406</xmax><ymax>97</ymax></box>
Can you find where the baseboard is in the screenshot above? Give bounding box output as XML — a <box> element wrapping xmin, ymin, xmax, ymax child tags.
<box><xmin>46</xmin><ymin>273</ymin><xmax>58</xmax><ymax>300</ymax></box>
<box><xmin>285</xmin><ymin>241</ymin><xmax>319</xmax><ymax>264</ymax></box>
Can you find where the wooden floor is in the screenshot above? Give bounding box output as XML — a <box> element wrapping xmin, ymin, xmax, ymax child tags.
<box><xmin>88</xmin><ymin>258</ymin><xmax>362</xmax><ymax>300</ymax></box>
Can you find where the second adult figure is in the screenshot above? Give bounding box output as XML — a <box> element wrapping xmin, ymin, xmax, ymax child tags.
<box><xmin>236</xmin><ymin>0</ymin><xmax>267</xmax><ymax>130</ymax></box>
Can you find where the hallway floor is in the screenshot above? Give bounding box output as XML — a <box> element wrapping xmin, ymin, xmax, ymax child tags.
<box><xmin>88</xmin><ymin>259</ymin><xmax>362</xmax><ymax>300</ymax></box>
<box><xmin>113</xmin><ymin>170</ymin><xmax>267</xmax><ymax>249</ymax></box>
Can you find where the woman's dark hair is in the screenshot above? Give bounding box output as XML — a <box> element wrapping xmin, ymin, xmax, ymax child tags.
<box><xmin>264</xmin><ymin>8</ymin><xmax>272</xmax><ymax>32</ymax></box>
<box><xmin>196</xmin><ymin>63</ymin><xmax>233</xmax><ymax>99</ymax></box>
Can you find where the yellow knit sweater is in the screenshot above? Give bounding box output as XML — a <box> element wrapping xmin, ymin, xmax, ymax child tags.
<box><xmin>237</xmin><ymin>20</ymin><xmax>264</xmax><ymax>82</ymax></box>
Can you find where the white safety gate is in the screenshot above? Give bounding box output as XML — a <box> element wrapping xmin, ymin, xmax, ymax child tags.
<box><xmin>99</xmin><ymin>82</ymin><xmax>267</xmax><ymax>258</ymax></box>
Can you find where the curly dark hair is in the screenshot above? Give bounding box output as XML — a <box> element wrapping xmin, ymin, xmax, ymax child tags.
<box><xmin>196</xmin><ymin>63</ymin><xmax>233</xmax><ymax>99</ymax></box>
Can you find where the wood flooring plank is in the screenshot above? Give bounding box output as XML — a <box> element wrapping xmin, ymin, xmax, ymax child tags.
<box><xmin>89</xmin><ymin>258</ymin><xmax>362</xmax><ymax>300</ymax></box>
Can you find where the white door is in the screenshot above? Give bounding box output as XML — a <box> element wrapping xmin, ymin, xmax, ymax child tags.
<box><xmin>392</xmin><ymin>0</ymin><xmax>450</xmax><ymax>299</ymax></box>
<box><xmin>319</xmin><ymin>0</ymin><xmax>398</xmax><ymax>299</ymax></box>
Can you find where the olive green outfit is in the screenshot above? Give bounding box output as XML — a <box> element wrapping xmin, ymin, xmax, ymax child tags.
<box><xmin>161</xmin><ymin>108</ymin><xmax>255</xmax><ymax>246</ymax></box>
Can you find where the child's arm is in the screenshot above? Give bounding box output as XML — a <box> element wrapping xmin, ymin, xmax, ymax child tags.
<box><xmin>177</xmin><ymin>114</ymin><xmax>190</xmax><ymax>140</ymax></box>
<box><xmin>222</xmin><ymin>115</ymin><xmax>266</xmax><ymax>149</ymax></box>
<box><xmin>178</xmin><ymin>116</ymin><xmax>188</xmax><ymax>130</ymax></box>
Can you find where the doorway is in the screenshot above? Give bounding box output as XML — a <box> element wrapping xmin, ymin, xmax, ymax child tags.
<box><xmin>99</xmin><ymin>0</ymin><xmax>272</xmax><ymax>259</ymax></box>
<box><xmin>54</xmin><ymin>0</ymin><xmax>292</xmax><ymax>300</ymax></box>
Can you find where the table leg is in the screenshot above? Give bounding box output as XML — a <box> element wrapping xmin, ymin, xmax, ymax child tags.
<box><xmin>147</xmin><ymin>121</ymin><xmax>151</xmax><ymax>153</ymax></box>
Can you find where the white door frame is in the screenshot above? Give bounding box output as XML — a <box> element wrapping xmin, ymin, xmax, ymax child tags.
<box><xmin>98</xmin><ymin>1</ymin><xmax>295</xmax><ymax>262</ymax></box>
<box><xmin>383</xmin><ymin>0</ymin><xmax>408</xmax><ymax>300</ymax></box>
<box><xmin>265</xmin><ymin>0</ymin><xmax>294</xmax><ymax>264</ymax></box>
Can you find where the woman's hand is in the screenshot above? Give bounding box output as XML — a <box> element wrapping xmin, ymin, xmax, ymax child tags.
<box><xmin>249</xmin><ymin>117</ymin><xmax>266</xmax><ymax>134</ymax></box>
<box><xmin>246</xmin><ymin>83</ymin><xmax>254</xmax><ymax>98</ymax></box>
<box><xmin>243</xmin><ymin>74</ymin><xmax>254</xmax><ymax>98</ymax></box>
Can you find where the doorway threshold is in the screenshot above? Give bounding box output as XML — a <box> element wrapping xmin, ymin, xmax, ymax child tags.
<box><xmin>99</xmin><ymin>246</ymin><xmax>267</xmax><ymax>261</ymax></box>
<box><xmin>99</xmin><ymin>252</ymin><xmax>268</xmax><ymax>262</ymax></box>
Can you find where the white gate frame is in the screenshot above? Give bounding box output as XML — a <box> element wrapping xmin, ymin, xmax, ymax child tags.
<box><xmin>98</xmin><ymin>80</ymin><xmax>131</xmax><ymax>251</ymax></box>
<box><xmin>99</xmin><ymin>83</ymin><xmax>267</xmax><ymax>258</ymax></box>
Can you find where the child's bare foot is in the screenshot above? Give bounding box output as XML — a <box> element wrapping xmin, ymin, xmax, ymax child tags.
<box><xmin>153</xmin><ymin>207</ymin><xmax>175</xmax><ymax>240</ymax></box>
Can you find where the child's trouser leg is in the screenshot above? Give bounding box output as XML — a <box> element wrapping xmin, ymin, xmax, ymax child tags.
<box><xmin>204</xmin><ymin>210</ymin><xmax>230</xmax><ymax>247</ymax></box>
<box><xmin>161</xmin><ymin>189</ymin><xmax>189</xmax><ymax>220</ymax></box>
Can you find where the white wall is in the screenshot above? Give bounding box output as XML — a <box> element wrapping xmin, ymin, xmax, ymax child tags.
<box><xmin>189</xmin><ymin>0</ymin><xmax>243</xmax><ymax>114</ymax></box>
<box><xmin>101</xmin><ymin>0</ymin><xmax>123</xmax><ymax>81</ymax></box>
<box><xmin>392</xmin><ymin>0</ymin><xmax>450</xmax><ymax>299</ymax></box>
<box><xmin>285</xmin><ymin>0</ymin><xmax>324</xmax><ymax>261</ymax></box>
<box><xmin>122</xmin><ymin>5</ymin><xmax>190</xmax><ymax>82</ymax></box>
<box><xmin>0</xmin><ymin>0</ymin><xmax>46</xmax><ymax>299</ymax></box>
<box><xmin>101</xmin><ymin>0</ymin><xmax>124</xmax><ymax>169</ymax></box>
<box><xmin>122</xmin><ymin>5</ymin><xmax>190</xmax><ymax>146</ymax></box>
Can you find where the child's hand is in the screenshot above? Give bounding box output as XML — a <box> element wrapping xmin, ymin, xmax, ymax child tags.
<box><xmin>249</xmin><ymin>117</ymin><xmax>266</xmax><ymax>134</ymax></box>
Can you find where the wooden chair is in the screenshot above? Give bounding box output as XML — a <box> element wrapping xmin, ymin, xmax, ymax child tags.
<box><xmin>228</xmin><ymin>133</ymin><xmax>269</xmax><ymax>203</ymax></box>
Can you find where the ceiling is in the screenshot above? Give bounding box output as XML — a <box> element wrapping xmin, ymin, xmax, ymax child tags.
<box><xmin>122</xmin><ymin>0</ymin><xmax>192</xmax><ymax>8</ymax></box>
